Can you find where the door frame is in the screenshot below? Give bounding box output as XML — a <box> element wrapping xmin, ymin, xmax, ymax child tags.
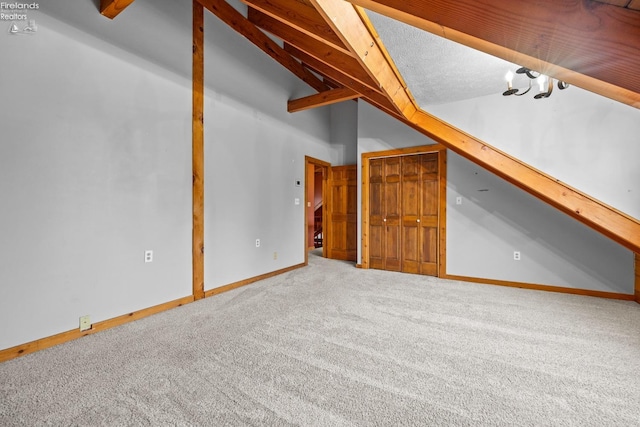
<box><xmin>361</xmin><ymin>144</ymin><xmax>447</xmax><ymax>277</ymax></box>
<box><xmin>305</xmin><ymin>156</ymin><xmax>331</xmax><ymax>265</ymax></box>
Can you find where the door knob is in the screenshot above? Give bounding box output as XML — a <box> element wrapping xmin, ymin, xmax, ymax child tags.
<box><xmin>383</xmin><ymin>218</ymin><xmax>387</xmax><ymax>222</ymax></box>
<box><xmin>417</xmin><ymin>219</ymin><xmax>420</xmax><ymax>223</ymax></box>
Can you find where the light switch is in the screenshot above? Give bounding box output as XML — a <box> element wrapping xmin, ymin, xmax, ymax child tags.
<box><xmin>294</xmin><ymin>198</ymin><xmax>300</xmax><ymax>205</ymax></box>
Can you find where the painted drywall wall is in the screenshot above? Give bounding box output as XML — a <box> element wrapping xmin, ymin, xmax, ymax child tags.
<box><xmin>428</xmin><ymin>87</ymin><xmax>640</xmax><ymax>220</ymax></box>
<box><xmin>357</xmin><ymin>103</ymin><xmax>634</xmax><ymax>294</ymax></box>
<box><xmin>0</xmin><ymin>1</ymin><xmax>193</xmax><ymax>350</ymax></box>
<box><xmin>202</xmin><ymin>11</ymin><xmax>338</xmax><ymax>289</ymax></box>
<box><xmin>330</xmin><ymin>100</ymin><xmax>359</xmax><ymax>165</ymax></box>
<box><xmin>447</xmin><ymin>152</ymin><xmax>632</xmax><ymax>292</ymax></box>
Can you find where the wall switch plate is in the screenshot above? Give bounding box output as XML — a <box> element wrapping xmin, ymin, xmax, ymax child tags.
<box><xmin>79</xmin><ymin>315</ymin><xmax>91</xmax><ymax>332</ymax></box>
<box><xmin>513</xmin><ymin>251</ymin><xmax>521</xmax><ymax>261</ymax></box>
<box><xmin>144</xmin><ymin>250</ymin><xmax>153</xmax><ymax>263</ymax></box>
<box><xmin>456</xmin><ymin>196</ymin><xmax>462</xmax><ymax>205</ymax></box>
<box><xmin>256</xmin><ymin>239</ymin><xmax>260</xmax><ymax>248</ymax></box>
<box><xmin>273</xmin><ymin>251</ymin><xmax>278</xmax><ymax>260</ymax></box>
<box><xmin>294</xmin><ymin>198</ymin><xmax>300</xmax><ymax>205</ymax></box>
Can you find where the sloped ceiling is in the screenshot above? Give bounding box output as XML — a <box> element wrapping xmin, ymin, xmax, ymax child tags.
<box><xmin>350</xmin><ymin>0</ymin><xmax>640</xmax><ymax>109</ymax></box>
<box><xmin>367</xmin><ymin>11</ymin><xmax>523</xmax><ymax>106</ymax></box>
<box><xmin>99</xmin><ymin>0</ymin><xmax>640</xmax><ymax>255</ymax></box>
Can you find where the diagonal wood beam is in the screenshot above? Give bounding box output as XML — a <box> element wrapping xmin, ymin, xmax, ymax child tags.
<box><xmin>195</xmin><ymin>0</ymin><xmax>328</xmax><ymax>93</ymax></box>
<box><xmin>346</xmin><ymin>0</ymin><xmax>640</xmax><ymax>108</ymax></box>
<box><xmin>408</xmin><ymin>109</ymin><xmax>640</xmax><ymax>254</ymax></box>
<box><xmin>288</xmin><ymin>87</ymin><xmax>360</xmax><ymax>112</ymax></box>
<box><xmin>308</xmin><ymin>0</ymin><xmax>417</xmax><ymax>117</ymax></box>
<box><xmin>303</xmin><ymin>0</ymin><xmax>640</xmax><ymax>254</ymax></box>
<box><xmin>240</xmin><ymin>0</ymin><xmax>350</xmax><ymax>55</ymax></box>
<box><xmin>284</xmin><ymin>44</ymin><xmax>397</xmax><ymax>114</ymax></box>
<box><xmin>248</xmin><ymin>9</ymin><xmax>381</xmax><ymax>93</ymax></box>
<box><xmin>100</xmin><ymin>0</ymin><xmax>136</xmax><ymax>19</ymax></box>
<box><xmin>286</xmin><ymin>46</ymin><xmax>450</xmax><ymax>140</ymax></box>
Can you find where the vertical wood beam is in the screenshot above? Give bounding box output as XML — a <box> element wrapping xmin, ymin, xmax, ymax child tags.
<box><xmin>635</xmin><ymin>253</ymin><xmax>640</xmax><ymax>304</ymax></box>
<box><xmin>438</xmin><ymin>150</ymin><xmax>447</xmax><ymax>278</ymax></box>
<box><xmin>360</xmin><ymin>155</ymin><xmax>370</xmax><ymax>269</ymax></box>
<box><xmin>193</xmin><ymin>2</ymin><xmax>205</xmax><ymax>301</ymax></box>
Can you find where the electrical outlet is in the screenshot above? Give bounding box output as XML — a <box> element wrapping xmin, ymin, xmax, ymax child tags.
<box><xmin>79</xmin><ymin>315</ymin><xmax>91</xmax><ymax>332</ymax></box>
<box><xmin>513</xmin><ymin>251</ymin><xmax>521</xmax><ymax>261</ymax></box>
<box><xmin>456</xmin><ymin>196</ymin><xmax>462</xmax><ymax>205</ymax></box>
<box><xmin>273</xmin><ymin>251</ymin><xmax>278</xmax><ymax>260</ymax></box>
<box><xmin>255</xmin><ymin>239</ymin><xmax>260</xmax><ymax>248</ymax></box>
<box><xmin>144</xmin><ymin>250</ymin><xmax>153</xmax><ymax>263</ymax></box>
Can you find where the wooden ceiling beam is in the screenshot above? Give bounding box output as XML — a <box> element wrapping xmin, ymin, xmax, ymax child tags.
<box><xmin>100</xmin><ymin>0</ymin><xmax>136</xmax><ymax>19</ymax></box>
<box><xmin>308</xmin><ymin>0</ymin><xmax>417</xmax><ymax>116</ymax></box>
<box><xmin>408</xmin><ymin>109</ymin><xmax>640</xmax><ymax>254</ymax></box>
<box><xmin>285</xmin><ymin>44</ymin><xmax>396</xmax><ymax>112</ymax></box>
<box><xmin>347</xmin><ymin>0</ymin><xmax>640</xmax><ymax>108</ymax></box>
<box><xmin>195</xmin><ymin>0</ymin><xmax>327</xmax><ymax>93</ymax></box>
<box><xmin>248</xmin><ymin>9</ymin><xmax>381</xmax><ymax>92</ymax></box>
<box><xmin>240</xmin><ymin>0</ymin><xmax>350</xmax><ymax>55</ymax></box>
<box><xmin>287</xmin><ymin>87</ymin><xmax>360</xmax><ymax>112</ymax></box>
<box><xmin>289</xmin><ymin>48</ymin><xmax>423</xmax><ymax>130</ymax></box>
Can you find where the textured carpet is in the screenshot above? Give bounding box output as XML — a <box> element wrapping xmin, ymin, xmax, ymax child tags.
<box><xmin>1</xmin><ymin>250</ymin><xmax>640</xmax><ymax>426</ymax></box>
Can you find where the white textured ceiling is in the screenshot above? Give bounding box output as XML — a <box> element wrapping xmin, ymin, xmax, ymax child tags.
<box><xmin>367</xmin><ymin>11</ymin><xmax>532</xmax><ymax>107</ymax></box>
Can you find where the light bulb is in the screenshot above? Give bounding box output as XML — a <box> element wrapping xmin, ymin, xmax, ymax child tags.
<box><xmin>538</xmin><ymin>75</ymin><xmax>547</xmax><ymax>92</ymax></box>
<box><xmin>505</xmin><ymin>70</ymin><xmax>514</xmax><ymax>85</ymax></box>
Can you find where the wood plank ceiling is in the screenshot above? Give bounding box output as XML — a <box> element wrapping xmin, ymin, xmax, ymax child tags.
<box><xmin>102</xmin><ymin>0</ymin><xmax>640</xmax><ymax>256</ymax></box>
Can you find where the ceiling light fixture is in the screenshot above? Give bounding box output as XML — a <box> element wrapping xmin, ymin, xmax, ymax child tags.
<box><xmin>503</xmin><ymin>67</ymin><xmax>569</xmax><ymax>99</ymax></box>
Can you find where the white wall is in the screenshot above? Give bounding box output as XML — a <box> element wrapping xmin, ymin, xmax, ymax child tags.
<box><xmin>0</xmin><ymin>0</ymin><xmax>193</xmax><ymax>349</ymax></box>
<box><xmin>330</xmin><ymin>101</ymin><xmax>359</xmax><ymax>165</ymax></box>
<box><xmin>0</xmin><ymin>0</ymin><xmax>340</xmax><ymax>349</ymax></box>
<box><xmin>357</xmin><ymin>102</ymin><xmax>634</xmax><ymax>294</ymax></box>
<box><xmin>202</xmin><ymin>9</ymin><xmax>338</xmax><ymax>289</ymax></box>
<box><xmin>428</xmin><ymin>87</ymin><xmax>640</xmax><ymax>219</ymax></box>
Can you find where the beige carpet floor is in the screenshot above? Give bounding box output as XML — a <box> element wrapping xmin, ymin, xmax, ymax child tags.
<box><xmin>1</xmin><ymin>250</ymin><xmax>640</xmax><ymax>426</ymax></box>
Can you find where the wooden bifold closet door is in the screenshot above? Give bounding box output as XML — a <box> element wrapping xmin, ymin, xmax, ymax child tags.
<box><xmin>369</xmin><ymin>153</ymin><xmax>439</xmax><ymax>276</ymax></box>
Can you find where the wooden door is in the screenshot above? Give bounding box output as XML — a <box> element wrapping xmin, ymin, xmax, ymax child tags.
<box><xmin>401</xmin><ymin>154</ymin><xmax>438</xmax><ymax>275</ymax></box>
<box><xmin>370</xmin><ymin>153</ymin><xmax>439</xmax><ymax>276</ymax></box>
<box><xmin>327</xmin><ymin>165</ymin><xmax>357</xmax><ymax>261</ymax></box>
<box><xmin>369</xmin><ymin>157</ymin><xmax>402</xmax><ymax>271</ymax></box>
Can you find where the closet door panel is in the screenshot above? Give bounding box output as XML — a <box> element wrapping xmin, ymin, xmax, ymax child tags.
<box><xmin>401</xmin><ymin>156</ymin><xmax>421</xmax><ymax>274</ymax></box>
<box><xmin>383</xmin><ymin>157</ymin><xmax>402</xmax><ymax>271</ymax></box>
<box><xmin>420</xmin><ymin>153</ymin><xmax>439</xmax><ymax>275</ymax></box>
<box><xmin>369</xmin><ymin>159</ymin><xmax>385</xmax><ymax>269</ymax></box>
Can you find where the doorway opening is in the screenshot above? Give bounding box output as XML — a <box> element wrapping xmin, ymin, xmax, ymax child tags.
<box><xmin>305</xmin><ymin>156</ymin><xmax>330</xmax><ymax>265</ymax></box>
